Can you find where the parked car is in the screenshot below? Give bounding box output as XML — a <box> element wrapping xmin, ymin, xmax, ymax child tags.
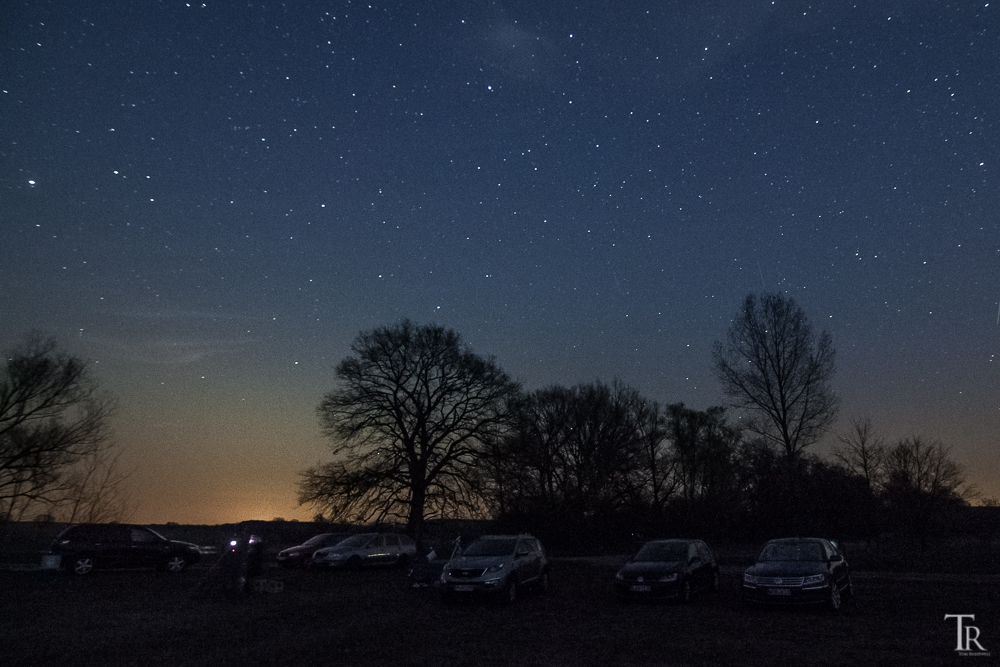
<box><xmin>614</xmin><ymin>539</ymin><xmax>719</xmax><ymax>602</ymax></box>
<box><xmin>311</xmin><ymin>533</ymin><xmax>416</xmax><ymax>569</ymax></box>
<box><xmin>276</xmin><ymin>533</ymin><xmax>351</xmax><ymax>568</ymax></box>
<box><xmin>48</xmin><ymin>523</ymin><xmax>202</xmax><ymax>575</ymax></box>
<box><xmin>439</xmin><ymin>534</ymin><xmax>549</xmax><ymax>604</ymax></box>
<box><xmin>742</xmin><ymin>537</ymin><xmax>853</xmax><ymax>610</ymax></box>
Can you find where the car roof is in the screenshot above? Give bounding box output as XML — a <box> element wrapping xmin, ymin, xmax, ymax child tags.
<box><xmin>644</xmin><ymin>538</ymin><xmax>699</xmax><ymax>544</ymax></box>
<box><xmin>765</xmin><ymin>537</ymin><xmax>826</xmax><ymax>543</ymax></box>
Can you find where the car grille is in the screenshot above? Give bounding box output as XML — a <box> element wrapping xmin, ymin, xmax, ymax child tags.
<box><xmin>448</xmin><ymin>568</ymin><xmax>487</xmax><ymax>579</ymax></box>
<box><xmin>753</xmin><ymin>576</ymin><xmax>805</xmax><ymax>586</ymax></box>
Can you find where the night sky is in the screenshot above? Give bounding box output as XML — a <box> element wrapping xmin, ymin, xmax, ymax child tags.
<box><xmin>2</xmin><ymin>1</ymin><xmax>997</xmax><ymax>524</ymax></box>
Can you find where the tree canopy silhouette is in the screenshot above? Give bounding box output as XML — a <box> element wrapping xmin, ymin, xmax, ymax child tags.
<box><xmin>0</xmin><ymin>335</ymin><xmax>117</xmax><ymax>522</ymax></box>
<box><xmin>299</xmin><ymin>320</ymin><xmax>520</xmax><ymax>548</ymax></box>
<box><xmin>713</xmin><ymin>292</ymin><xmax>838</xmax><ymax>458</ymax></box>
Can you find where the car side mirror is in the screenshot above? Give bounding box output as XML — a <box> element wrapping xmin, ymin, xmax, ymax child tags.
<box><xmin>516</xmin><ymin>549</ymin><xmax>530</xmax><ymax>558</ymax></box>
<box><xmin>829</xmin><ymin>554</ymin><xmax>843</xmax><ymax>563</ymax></box>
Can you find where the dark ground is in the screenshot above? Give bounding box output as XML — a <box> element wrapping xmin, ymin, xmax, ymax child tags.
<box><xmin>2</xmin><ymin>557</ymin><xmax>998</xmax><ymax>667</ymax></box>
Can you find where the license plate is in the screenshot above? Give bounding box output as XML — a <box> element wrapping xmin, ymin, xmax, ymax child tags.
<box><xmin>454</xmin><ymin>585</ymin><xmax>474</xmax><ymax>592</ymax></box>
<box><xmin>767</xmin><ymin>588</ymin><xmax>791</xmax><ymax>596</ymax></box>
<box><xmin>630</xmin><ymin>585</ymin><xmax>652</xmax><ymax>592</ymax></box>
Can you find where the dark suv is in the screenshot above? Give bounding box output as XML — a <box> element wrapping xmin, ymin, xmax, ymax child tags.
<box><xmin>439</xmin><ymin>534</ymin><xmax>549</xmax><ymax>603</ymax></box>
<box><xmin>49</xmin><ymin>524</ymin><xmax>202</xmax><ymax>575</ymax></box>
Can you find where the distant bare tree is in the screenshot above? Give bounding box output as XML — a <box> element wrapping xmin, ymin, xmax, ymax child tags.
<box><xmin>666</xmin><ymin>403</ymin><xmax>740</xmax><ymax>505</ymax></box>
<box><xmin>0</xmin><ymin>335</ymin><xmax>117</xmax><ymax>523</ymax></box>
<box><xmin>300</xmin><ymin>320</ymin><xmax>521</xmax><ymax>549</ymax></box>
<box><xmin>57</xmin><ymin>445</ymin><xmax>136</xmax><ymax>523</ymax></box>
<box><xmin>488</xmin><ymin>380</ymin><xmax>657</xmax><ymax>521</ymax></box>
<box><xmin>832</xmin><ymin>417</ymin><xmax>886</xmax><ymax>492</ymax></box>
<box><xmin>882</xmin><ymin>436</ymin><xmax>975</xmax><ymax>546</ymax></box>
<box><xmin>713</xmin><ymin>292</ymin><xmax>839</xmax><ymax>458</ymax></box>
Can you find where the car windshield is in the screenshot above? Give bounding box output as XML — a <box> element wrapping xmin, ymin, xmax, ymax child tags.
<box><xmin>333</xmin><ymin>535</ymin><xmax>371</xmax><ymax>549</ymax></box>
<box><xmin>462</xmin><ymin>538</ymin><xmax>518</xmax><ymax>557</ymax></box>
<box><xmin>757</xmin><ymin>542</ymin><xmax>824</xmax><ymax>562</ymax></box>
<box><xmin>634</xmin><ymin>542</ymin><xmax>688</xmax><ymax>562</ymax></box>
<box><xmin>302</xmin><ymin>534</ymin><xmax>336</xmax><ymax>547</ymax></box>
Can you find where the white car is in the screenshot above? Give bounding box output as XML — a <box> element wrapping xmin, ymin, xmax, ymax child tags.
<box><xmin>311</xmin><ymin>533</ymin><xmax>416</xmax><ymax>569</ymax></box>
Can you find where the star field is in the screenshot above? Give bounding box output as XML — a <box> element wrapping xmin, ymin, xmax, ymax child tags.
<box><xmin>1</xmin><ymin>0</ymin><xmax>998</xmax><ymax>523</ymax></box>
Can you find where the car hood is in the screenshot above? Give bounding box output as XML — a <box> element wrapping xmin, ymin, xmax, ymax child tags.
<box><xmin>618</xmin><ymin>561</ymin><xmax>684</xmax><ymax>578</ymax></box>
<box><xmin>449</xmin><ymin>555</ymin><xmax>509</xmax><ymax>569</ymax></box>
<box><xmin>279</xmin><ymin>545</ymin><xmax>312</xmax><ymax>556</ymax></box>
<box><xmin>745</xmin><ymin>561</ymin><xmax>828</xmax><ymax>577</ymax></box>
<box><xmin>314</xmin><ymin>546</ymin><xmax>347</xmax><ymax>555</ymax></box>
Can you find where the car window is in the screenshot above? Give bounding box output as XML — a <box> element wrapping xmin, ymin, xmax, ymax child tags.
<box><xmin>687</xmin><ymin>543</ymin><xmax>699</xmax><ymax>561</ymax></box>
<box><xmin>131</xmin><ymin>527</ymin><xmax>157</xmax><ymax>543</ymax></box>
<box><xmin>385</xmin><ymin>535</ymin><xmax>399</xmax><ymax>548</ymax></box>
<box><xmin>634</xmin><ymin>542</ymin><xmax>687</xmax><ymax>562</ymax></box>
<box><xmin>399</xmin><ymin>535</ymin><xmax>414</xmax><ymax>547</ymax></box>
<box><xmin>99</xmin><ymin>525</ymin><xmax>130</xmax><ymax>543</ymax></box>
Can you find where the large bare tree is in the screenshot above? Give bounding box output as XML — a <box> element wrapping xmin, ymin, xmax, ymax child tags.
<box><xmin>299</xmin><ymin>320</ymin><xmax>521</xmax><ymax>548</ymax></box>
<box><xmin>713</xmin><ymin>292</ymin><xmax>838</xmax><ymax>458</ymax></box>
<box><xmin>0</xmin><ymin>335</ymin><xmax>117</xmax><ymax>522</ymax></box>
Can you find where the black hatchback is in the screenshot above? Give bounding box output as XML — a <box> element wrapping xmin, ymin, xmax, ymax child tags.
<box><xmin>614</xmin><ymin>539</ymin><xmax>719</xmax><ymax>602</ymax></box>
<box><xmin>49</xmin><ymin>524</ymin><xmax>202</xmax><ymax>575</ymax></box>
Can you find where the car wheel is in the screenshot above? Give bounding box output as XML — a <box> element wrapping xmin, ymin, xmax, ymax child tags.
<box><xmin>397</xmin><ymin>554</ymin><xmax>410</xmax><ymax>568</ymax></box>
<box><xmin>346</xmin><ymin>555</ymin><xmax>362</xmax><ymax>569</ymax></box>
<box><xmin>537</xmin><ymin>570</ymin><xmax>550</xmax><ymax>594</ymax></box>
<box><xmin>828</xmin><ymin>583</ymin><xmax>842</xmax><ymax>611</ymax></box>
<box><xmin>70</xmin><ymin>556</ymin><xmax>95</xmax><ymax>576</ymax></box>
<box><xmin>710</xmin><ymin>571</ymin><xmax>720</xmax><ymax>594</ymax></box>
<box><xmin>678</xmin><ymin>579</ymin><xmax>692</xmax><ymax>603</ymax></box>
<box><xmin>164</xmin><ymin>556</ymin><xmax>188</xmax><ymax>573</ymax></box>
<box><xmin>501</xmin><ymin>578</ymin><xmax>518</xmax><ymax>605</ymax></box>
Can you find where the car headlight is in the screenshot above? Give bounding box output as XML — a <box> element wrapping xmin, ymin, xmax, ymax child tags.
<box><xmin>615</xmin><ymin>571</ymin><xmax>624</xmax><ymax>581</ymax></box>
<box><xmin>659</xmin><ymin>573</ymin><xmax>679</xmax><ymax>583</ymax></box>
<box><xmin>803</xmin><ymin>574</ymin><xmax>826</xmax><ymax>585</ymax></box>
<box><xmin>743</xmin><ymin>573</ymin><xmax>756</xmax><ymax>584</ymax></box>
<box><xmin>485</xmin><ymin>563</ymin><xmax>506</xmax><ymax>574</ymax></box>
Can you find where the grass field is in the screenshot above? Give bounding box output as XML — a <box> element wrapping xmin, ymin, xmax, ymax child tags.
<box><xmin>3</xmin><ymin>558</ymin><xmax>997</xmax><ymax>666</ymax></box>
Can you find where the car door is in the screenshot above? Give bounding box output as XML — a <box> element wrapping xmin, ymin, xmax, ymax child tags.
<box><xmin>685</xmin><ymin>542</ymin><xmax>704</xmax><ymax>588</ymax></box>
<box><xmin>516</xmin><ymin>538</ymin><xmax>542</xmax><ymax>583</ymax></box>
<box><xmin>696</xmin><ymin>542</ymin><xmax>716</xmax><ymax>588</ymax></box>
<box><xmin>825</xmin><ymin>541</ymin><xmax>849</xmax><ymax>590</ymax></box>
<box><xmin>364</xmin><ymin>535</ymin><xmax>388</xmax><ymax>565</ymax></box>
<box><xmin>383</xmin><ymin>535</ymin><xmax>400</xmax><ymax>564</ymax></box>
<box><xmin>129</xmin><ymin>526</ymin><xmax>167</xmax><ymax>568</ymax></box>
<box><xmin>96</xmin><ymin>524</ymin><xmax>132</xmax><ymax>568</ymax></box>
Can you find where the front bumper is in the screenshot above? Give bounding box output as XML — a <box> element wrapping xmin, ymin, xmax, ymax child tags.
<box><xmin>741</xmin><ymin>582</ymin><xmax>831</xmax><ymax>604</ymax></box>
<box><xmin>440</xmin><ymin>576</ymin><xmax>508</xmax><ymax>595</ymax></box>
<box><xmin>614</xmin><ymin>578</ymin><xmax>683</xmax><ymax>599</ymax></box>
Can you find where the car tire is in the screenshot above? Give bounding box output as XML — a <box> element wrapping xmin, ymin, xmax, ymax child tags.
<box><xmin>537</xmin><ymin>570</ymin><xmax>550</xmax><ymax>594</ymax></box>
<box><xmin>164</xmin><ymin>556</ymin><xmax>188</xmax><ymax>573</ymax></box>
<box><xmin>710</xmin><ymin>571</ymin><xmax>720</xmax><ymax>594</ymax></box>
<box><xmin>397</xmin><ymin>554</ymin><xmax>410</xmax><ymax>569</ymax></box>
<box><xmin>70</xmin><ymin>555</ymin><xmax>95</xmax><ymax>576</ymax></box>
<box><xmin>828</xmin><ymin>584</ymin><xmax>842</xmax><ymax>612</ymax></box>
<box><xmin>678</xmin><ymin>579</ymin><xmax>692</xmax><ymax>603</ymax></box>
<box><xmin>501</xmin><ymin>578</ymin><xmax>518</xmax><ymax>605</ymax></box>
<box><xmin>346</xmin><ymin>555</ymin><xmax>362</xmax><ymax>569</ymax></box>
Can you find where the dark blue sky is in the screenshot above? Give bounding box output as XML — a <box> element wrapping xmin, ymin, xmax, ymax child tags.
<box><xmin>2</xmin><ymin>0</ymin><xmax>997</xmax><ymax>523</ymax></box>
